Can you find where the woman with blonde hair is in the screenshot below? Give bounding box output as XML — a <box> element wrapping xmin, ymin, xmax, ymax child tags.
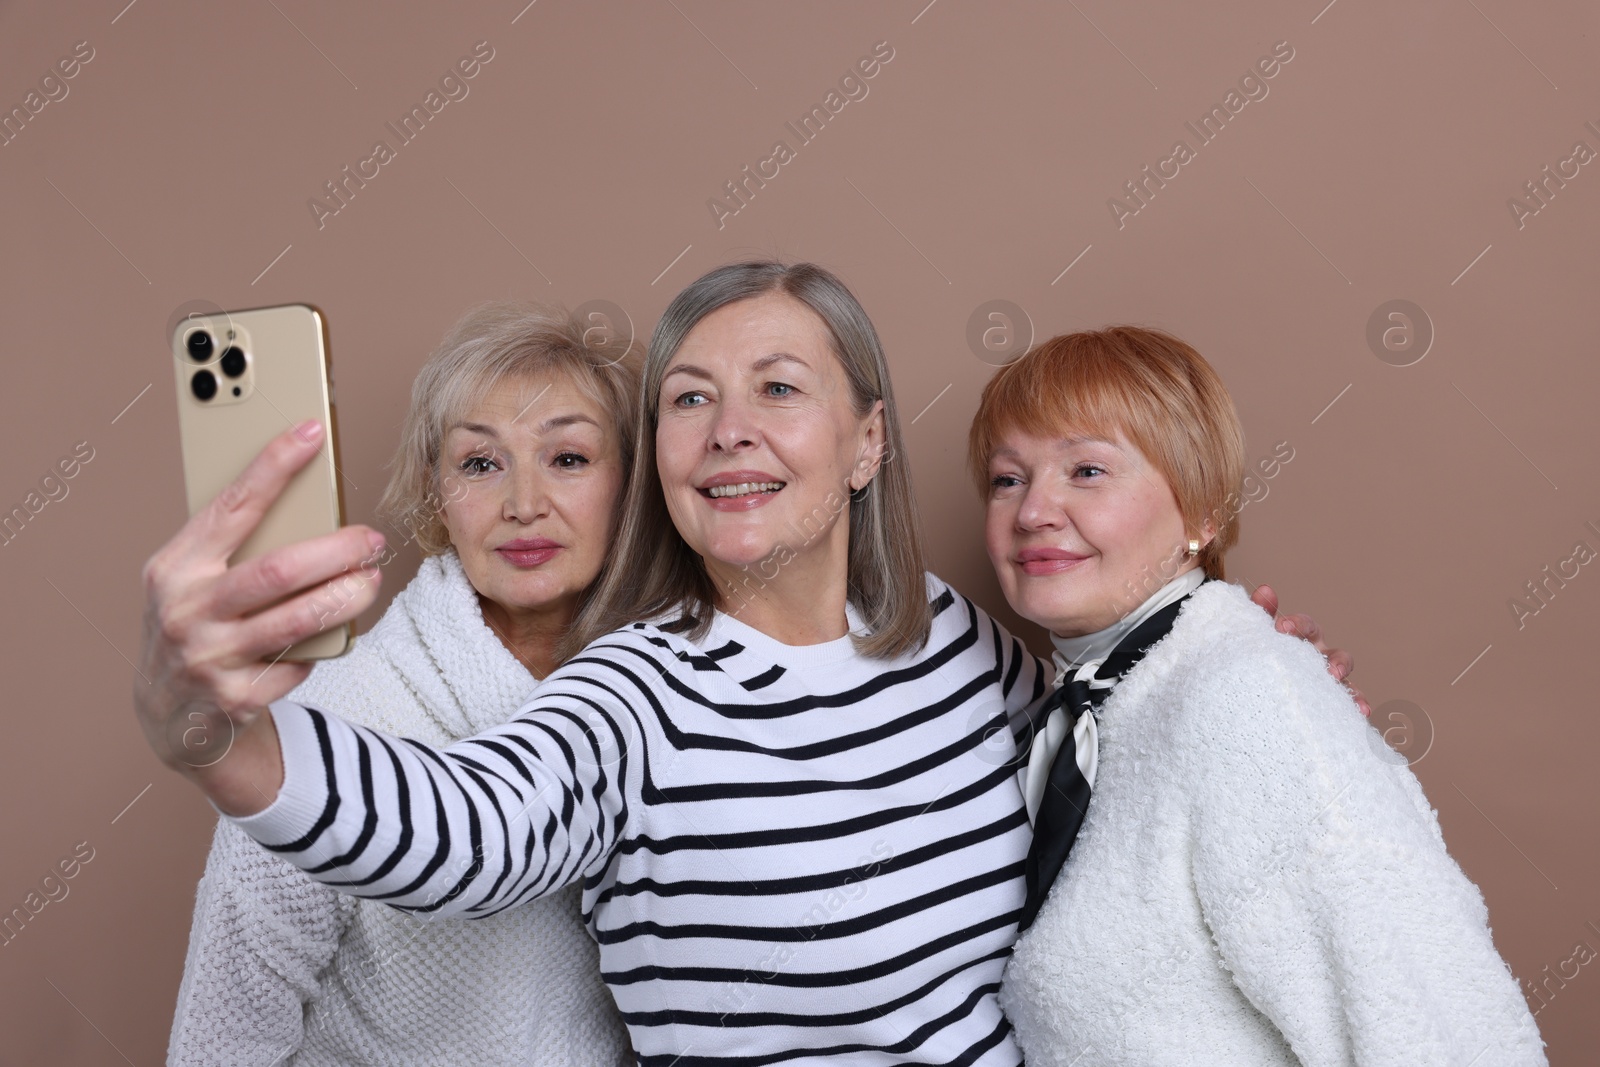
<box><xmin>167</xmin><ymin>302</ymin><xmax>638</xmax><ymax>1065</ymax></box>
<box><xmin>974</xmin><ymin>327</ymin><xmax>1545</xmax><ymax>1066</ymax></box>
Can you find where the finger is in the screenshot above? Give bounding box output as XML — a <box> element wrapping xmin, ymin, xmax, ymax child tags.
<box><xmin>225</xmin><ymin>564</ymin><xmax>383</xmax><ymax>663</ymax></box>
<box><xmin>1250</xmin><ymin>583</ymin><xmax>1279</xmax><ymax>619</ymax></box>
<box><xmin>171</xmin><ymin>421</ymin><xmax>327</xmax><ymax>565</ymax></box>
<box><xmin>1325</xmin><ymin>648</ymin><xmax>1354</xmax><ymax>683</ymax></box>
<box><xmin>1275</xmin><ymin>612</ymin><xmax>1323</xmax><ymax>646</ymax></box>
<box><xmin>1348</xmin><ymin>683</ymin><xmax>1372</xmax><ymax>718</ymax></box>
<box><xmin>209</xmin><ymin>524</ymin><xmax>385</xmax><ymax>620</ymax></box>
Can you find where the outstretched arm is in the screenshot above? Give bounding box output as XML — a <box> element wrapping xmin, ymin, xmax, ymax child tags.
<box><xmin>228</xmin><ymin>673</ymin><xmax>640</xmax><ymax>917</ymax></box>
<box><xmin>135</xmin><ymin>422</ymin><xmax>638</xmax><ymax>915</ymax></box>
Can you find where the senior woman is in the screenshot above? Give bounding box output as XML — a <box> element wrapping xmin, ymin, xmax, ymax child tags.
<box><xmin>166</xmin><ymin>303</ymin><xmax>638</xmax><ymax>1065</ymax></box>
<box><xmin>977</xmin><ymin>328</ymin><xmax>1546</xmax><ymax>1066</ymax></box>
<box><xmin>136</xmin><ymin>262</ymin><xmax>1351</xmax><ymax>1066</ymax></box>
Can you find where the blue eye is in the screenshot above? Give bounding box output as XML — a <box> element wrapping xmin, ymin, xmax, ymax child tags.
<box><xmin>767</xmin><ymin>382</ymin><xmax>795</xmax><ymax>397</ymax></box>
<box><xmin>1074</xmin><ymin>464</ymin><xmax>1107</xmax><ymax>478</ymax></box>
<box><xmin>990</xmin><ymin>474</ymin><xmax>1021</xmax><ymax>490</ymax></box>
<box><xmin>675</xmin><ymin>391</ymin><xmax>708</xmax><ymax>408</ymax></box>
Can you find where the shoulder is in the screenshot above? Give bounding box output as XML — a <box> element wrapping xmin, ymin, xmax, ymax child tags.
<box><xmin>1151</xmin><ymin>583</ymin><xmax>1434</xmax><ymax>836</ymax></box>
<box><xmin>924</xmin><ymin>571</ymin><xmax>1051</xmax><ymax>708</ymax></box>
<box><xmin>1120</xmin><ymin>581</ymin><xmax>1369</xmax><ymax>785</ymax></box>
<box><xmin>922</xmin><ymin>570</ymin><xmax>959</xmax><ymax>610</ymax></box>
<box><xmin>538</xmin><ymin>618</ymin><xmax>701</xmax><ymax>699</ymax></box>
<box><xmin>918</xmin><ymin>572</ymin><xmax>1008</xmax><ymax>662</ymax></box>
<box><xmin>1156</xmin><ymin>580</ymin><xmax>1352</xmax><ymax>722</ymax></box>
<box><xmin>923</xmin><ymin>571</ymin><xmax>1005</xmax><ymax>641</ymax></box>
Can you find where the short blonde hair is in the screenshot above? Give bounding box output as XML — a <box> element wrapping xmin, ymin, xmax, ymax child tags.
<box><xmin>377</xmin><ymin>301</ymin><xmax>642</xmax><ymax>557</ymax></box>
<box><xmin>967</xmin><ymin>326</ymin><xmax>1245</xmax><ymax>579</ymax></box>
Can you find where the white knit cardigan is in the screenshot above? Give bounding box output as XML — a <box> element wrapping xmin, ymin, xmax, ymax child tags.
<box><xmin>999</xmin><ymin>580</ymin><xmax>1546</xmax><ymax>1067</ymax></box>
<box><xmin>168</xmin><ymin>552</ymin><xmax>630</xmax><ymax>1067</ymax></box>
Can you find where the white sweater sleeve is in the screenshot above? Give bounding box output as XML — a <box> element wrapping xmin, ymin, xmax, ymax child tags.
<box><xmin>228</xmin><ymin>643</ymin><xmax>643</xmax><ymax>919</ymax></box>
<box><xmin>1189</xmin><ymin>643</ymin><xmax>1547</xmax><ymax>1067</ymax></box>
<box><xmin>167</xmin><ymin>819</ymin><xmax>355</xmax><ymax>1066</ymax></box>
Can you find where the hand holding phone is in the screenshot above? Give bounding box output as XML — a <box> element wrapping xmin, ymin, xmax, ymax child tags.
<box><xmin>135</xmin><ymin>420</ymin><xmax>385</xmax><ymax>811</ymax></box>
<box><xmin>170</xmin><ymin>303</ymin><xmax>353</xmax><ymax>660</ymax></box>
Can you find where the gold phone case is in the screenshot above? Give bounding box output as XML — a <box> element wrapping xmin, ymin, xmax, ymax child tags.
<box><xmin>170</xmin><ymin>303</ymin><xmax>353</xmax><ymax>660</ymax></box>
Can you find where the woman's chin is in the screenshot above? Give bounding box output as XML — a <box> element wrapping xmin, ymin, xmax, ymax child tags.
<box><xmin>477</xmin><ymin>572</ymin><xmax>574</xmax><ymax>614</ymax></box>
<box><xmin>1013</xmin><ymin>589</ymin><xmax>1112</xmax><ymax>637</ymax></box>
<box><xmin>704</xmin><ymin>538</ymin><xmax>782</xmax><ymax>572</ymax></box>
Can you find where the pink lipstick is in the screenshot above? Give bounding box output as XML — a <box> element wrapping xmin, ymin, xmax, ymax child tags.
<box><xmin>496</xmin><ymin>537</ymin><xmax>562</xmax><ymax>567</ymax></box>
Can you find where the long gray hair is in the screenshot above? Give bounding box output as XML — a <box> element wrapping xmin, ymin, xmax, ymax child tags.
<box><xmin>572</xmin><ymin>261</ymin><xmax>932</xmax><ymax>659</ymax></box>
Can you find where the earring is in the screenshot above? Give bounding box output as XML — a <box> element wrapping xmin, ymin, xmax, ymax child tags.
<box><xmin>1186</xmin><ymin>538</ymin><xmax>1200</xmax><ymax>557</ymax></box>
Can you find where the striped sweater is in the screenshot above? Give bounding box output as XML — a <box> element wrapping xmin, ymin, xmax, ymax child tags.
<box><xmin>232</xmin><ymin>574</ymin><xmax>1049</xmax><ymax>1066</ymax></box>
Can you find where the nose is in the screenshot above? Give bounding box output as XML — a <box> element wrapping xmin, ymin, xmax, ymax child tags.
<box><xmin>502</xmin><ymin>463</ymin><xmax>551</xmax><ymax>524</ymax></box>
<box><xmin>707</xmin><ymin>393</ymin><xmax>760</xmax><ymax>454</ymax></box>
<box><xmin>1016</xmin><ymin>481</ymin><xmax>1066</xmax><ymax>532</ymax></box>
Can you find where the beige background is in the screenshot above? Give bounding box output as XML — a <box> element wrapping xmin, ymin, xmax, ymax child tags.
<box><xmin>1</xmin><ymin>1</ymin><xmax>1596</xmax><ymax>1062</ymax></box>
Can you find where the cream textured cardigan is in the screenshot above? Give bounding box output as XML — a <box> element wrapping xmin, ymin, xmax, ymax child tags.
<box><xmin>1000</xmin><ymin>580</ymin><xmax>1546</xmax><ymax>1067</ymax></box>
<box><xmin>168</xmin><ymin>552</ymin><xmax>630</xmax><ymax>1067</ymax></box>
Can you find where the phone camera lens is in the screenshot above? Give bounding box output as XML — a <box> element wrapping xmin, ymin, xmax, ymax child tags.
<box><xmin>191</xmin><ymin>370</ymin><xmax>218</xmax><ymax>401</ymax></box>
<box><xmin>186</xmin><ymin>330</ymin><xmax>214</xmax><ymax>362</ymax></box>
<box><xmin>220</xmin><ymin>346</ymin><xmax>247</xmax><ymax>378</ymax></box>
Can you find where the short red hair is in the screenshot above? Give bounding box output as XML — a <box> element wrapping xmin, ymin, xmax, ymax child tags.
<box><xmin>967</xmin><ymin>326</ymin><xmax>1246</xmax><ymax>579</ymax></box>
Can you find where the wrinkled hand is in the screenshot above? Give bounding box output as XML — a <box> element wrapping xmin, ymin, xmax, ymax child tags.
<box><xmin>134</xmin><ymin>421</ymin><xmax>385</xmax><ymax>813</ymax></box>
<box><xmin>1249</xmin><ymin>583</ymin><xmax>1371</xmax><ymax>717</ymax></box>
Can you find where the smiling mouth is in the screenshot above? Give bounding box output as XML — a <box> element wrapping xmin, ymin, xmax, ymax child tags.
<box><xmin>702</xmin><ymin>481</ymin><xmax>785</xmax><ymax>499</ymax></box>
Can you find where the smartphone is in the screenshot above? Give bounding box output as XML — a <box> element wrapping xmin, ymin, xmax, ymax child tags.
<box><xmin>170</xmin><ymin>303</ymin><xmax>353</xmax><ymax>660</ymax></box>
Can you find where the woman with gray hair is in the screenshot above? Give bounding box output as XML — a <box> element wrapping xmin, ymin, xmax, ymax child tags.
<box><xmin>167</xmin><ymin>302</ymin><xmax>638</xmax><ymax>1065</ymax></box>
<box><xmin>139</xmin><ymin>262</ymin><xmax>1351</xmax><ymax>1066</ymax></box>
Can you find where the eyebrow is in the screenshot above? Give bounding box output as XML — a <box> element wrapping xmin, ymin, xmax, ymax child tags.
<box><xmin>446</xmin><ymin>413</ymin><xmax>602</xmax><ymax>440</ymax></box>
<box><xmin>451</xmin><ymin>421</ymin><xmax>501</xmax><ymax>440</ymax></box>
<box><xmin>660</xmin><ymin>351</ymin><xmax>811</xmax><ymax>384</ymax></box>
<box><xmin>753</xmin><ymin>352</ymin><xmax>810</xmax><ymax>372</ymax></box>
<box><xmin>537</xmin><ymin>412</ymin><xmax>602</xmax><ymax>433</ymax></box>
<box><xmin>989</xmin><ymin>435</ymin><xmax>1122</xmax><ymax>462</ymax></box>
<box><xmin>660</xmin><ymin>363</ymin><xmax>712</xmax><ymax>384</ymax></box>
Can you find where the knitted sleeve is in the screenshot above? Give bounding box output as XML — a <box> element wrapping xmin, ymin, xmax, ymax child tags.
<box><xmin>1188</xmin><ymin>637</ymin><xmax>1547</xmax><ymax>1067</ymax></box>
<box><xmin>167</xmin><ymin>818</ymin><xmax>355</xmax><ymax>1066</ymax></box>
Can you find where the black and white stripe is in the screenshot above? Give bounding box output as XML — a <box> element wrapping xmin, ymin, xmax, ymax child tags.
<box><xmin>237</xmin><ymin>575</ymin><xmax>1048</xmax><ymax>1066</ymax></box>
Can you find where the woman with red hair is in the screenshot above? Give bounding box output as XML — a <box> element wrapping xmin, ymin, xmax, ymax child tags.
<box><xmin>972</xmin><ymin>327</ymin><xmax>1545</xmax><ymax>1066</ymax></box>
